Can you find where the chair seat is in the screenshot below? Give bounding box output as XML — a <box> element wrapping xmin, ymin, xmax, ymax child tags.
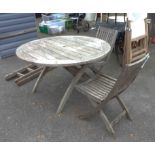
<box><xmin>76</xmin><ymin>73</ymin><xmax>117</xmax><ymax>102</ymax></box>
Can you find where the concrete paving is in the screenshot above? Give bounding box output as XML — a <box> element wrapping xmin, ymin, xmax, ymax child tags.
<box><xmin>0</xmin><ymin>24</ymin><xmax>155</xmax><ymax>141</ymax></box>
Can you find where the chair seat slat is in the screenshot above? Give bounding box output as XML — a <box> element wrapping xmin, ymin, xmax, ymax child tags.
<box><xmin>77</xmin><ymin>73</ymin><xmax>116</xmax><ymax>101</ymax></box>
<box><xmin>99</xmin><ymin>73</ymin><xmax>117</xmax><ymax>81</ymax></box>
<box><xmin>80</xmin><ymin>84</ymin><xmax>108</xmax><ymax>96</ymax></box>
<box><xmin>78</xmin><ymin>85</ymin><xmax>107</xmax><ymax>101</ymax></box>
<box><xmin>90</xmin><ymin>81</ymin><xmax>112</xmax><ymax>92</ymax></box>
<box><xmin>91</xmin><ymin>80</ymin><xmax>113</xmax><ymax>92</ymax></box>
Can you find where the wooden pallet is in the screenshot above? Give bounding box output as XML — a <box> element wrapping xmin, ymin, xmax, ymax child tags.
<box><xmin>5</xmin><ymin>64</ymin><xmax>44</xmax><ymax>86</ymax></box>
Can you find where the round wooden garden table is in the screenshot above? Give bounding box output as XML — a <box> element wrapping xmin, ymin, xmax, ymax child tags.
<box><xmin>16</xmin><ymin>35</ymin><xmax>111</xmax><ymax>113</ymax></box>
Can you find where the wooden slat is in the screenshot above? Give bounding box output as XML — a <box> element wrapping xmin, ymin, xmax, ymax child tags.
<box><xmin>16</xmin><ymin>36</ymin><xmax>111</xmax><ymax>67</ymax></box>
<box><xmin>99</xmin><ymin>73</ymin><xmax>117</xmax><ymax>81</ymax></box>
<box><xmin>77</xmin><ymin>77</ymin><xmax>114</xmax><ymax>101</ymax></box>
<box><xmin>27</xmin><ymin>67</ymin><xmax>34</xmax><ymax>72</ymax></box>
<box><xmin>87</xmin><ymin>83</ymin><xmax>111</xmax><ymax>94</ymax></box>
<box><xmin>99</xmin><ymin>76</ymin><xmax>116</xmax><ymax>85</ymax></box>
<box><xmin>38</xmin><ymin>41</ymin><xmax>86</xmax><ymax>60</ymax></box>
<box><xmin>17</xmin><ymin>72</ymin><xmax>24</xmax><ymax>77</ymax></box>
<box><xmin>76</xmin><ymin>72</ymin><xmax>117</xmax><ymax>101</ymax></box>
<box><xmin>132</xmin><ymin>48</ymin><xmax>146</xmax><ymax>57</ymax></box>
<box><xmin>132</xmin><ymin>46</ymin><xmax>145</xmax><ymax>53</ymax></box>
<box><xmin>16</xmin><ymin>70</ymin><xmax>42</xmax><ymax>86</ymax></box>
<box><xmin>98</xmin><ymin>77</ymin><xmax>115</xmax><ymax>88</ymax></box>
<box><xmin>5</xmin><ymin>64</ymin><xmax>35</xmax><ymax>80</ymax></box>
<box><xmin>87</xmin><ymin>81</ymin><xmax>112</xmax><ymax>93</ymax></box>
<box><xmin>92</xmin><ymin>79</ymin><xmax>113</xmax><ymax>90</ymax></box>
<box><xmin>79</xmin><ymin>85</ymin><xmax>107</xmax><ymax>101</ymax></box>
<box><xmin>5</xmin><ymin>63</ymin><xmax>45</xmax><ymax>86</ymax></box>
<box><xmin>84</xmin><ymin>83</ymin><xmax>109</xmax><ymax>95</ymax></box>
<box><xmin>80</xmin><ymin>82</ymin><xmax>108</xmax><ymax>95</ymax></box>
<box><xmin>131</xmin><ymin>53</ymin><xmax>146</xmax><ymax>62</ymax></box>
<box><xmin>15</xmin><ymin>67</ymin><xmax>43</xmax><ymax>83</ymax></box>
<box><xmin>38</xmin><ymin>38</ymin><xmax>104</xmax><ymax>61</ymax></box>
<box><xmin>47</xmin><ymin>38</ymin><xmax>103</xmax><ymax>55</ymax></box>
<box><xmin>95</xmin><ymin>26</ymin><xmax>118</xmax><ymax>66</ymax></box>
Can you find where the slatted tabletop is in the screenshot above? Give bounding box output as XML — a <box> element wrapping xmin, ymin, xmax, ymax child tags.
<box><xmin>16</xmin><ymin>36</ymin><xmax>111</xmax><ymax>67</ymax></box>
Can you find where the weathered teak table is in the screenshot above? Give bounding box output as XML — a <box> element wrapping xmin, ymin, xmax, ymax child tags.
<box><xmin>16</xmin><ymin>36</ymin><xmax>111</xmax><ymax>114</ymax></box>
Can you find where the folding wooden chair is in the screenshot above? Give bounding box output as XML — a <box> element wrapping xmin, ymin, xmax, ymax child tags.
<box><xmin>65</xmin><ymin>26</ymin><xmax>118</xmax><ymax>76</ymax></box>
<box><xmin>90</xmin><ymin>26</ymin><xmax>118</xmax><ymax>72</ymax></box>
<box><xmin>123</xmin><ymin>16</ymin><xmax>149</xmax><ymax>65</ymax></box>
<box><xmin>96</xmin><ymin>26</ymin><xmax>118</xmax><ymax>57</ymax></box>
<box><xmin>75</xmin><ymin>54</ymin><xmax>150</xmax><ymax>135</ymax></box>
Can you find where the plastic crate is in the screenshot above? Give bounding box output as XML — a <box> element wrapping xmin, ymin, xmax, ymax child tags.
<box><xmin>65</xmin><ymin>19</ymin><xmax>73</xmax><ymax>30</ymax></box>
<box><xmin>52</xmin><ymin>19</ymin><xmax>65</xmax><ymax>27</ymax></box>
<box><xmin>48</xmin><ymin>26</ymin><xmax>65</xmax><ymax>35</ymax></box>
<box><xmin>47</xmin><ymin>19</ymin><xmax>65</xmax><ymax>32</ymax></box>
<box><xmin>42</xmin><ymin>13</ymin><xmax>66</xmax><ymax>22</ymax></box>
<box><xmin>39</xmin><ymin>19</ymin><xmax>66</xmax><ymax>34</ymax></box>
<box><xmin>39</xmin><ymin>25</ymin><xmax>48</xmax><ymax>34</ymax></box>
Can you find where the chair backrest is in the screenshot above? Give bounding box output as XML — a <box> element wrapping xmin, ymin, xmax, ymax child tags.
<box><xmin>96</xmin><ymin>26</ymin><xmax>118</xmax><ymax>62</ymax></box>
<box><xmin>107</xmin><ymin>53</ymin><xmax>149</xmax><ymax>99</ymax></box>
<box><xmin>123</xmin><ymin>14</ymin><xmax>149</xmax><ymax>65</ymax></box>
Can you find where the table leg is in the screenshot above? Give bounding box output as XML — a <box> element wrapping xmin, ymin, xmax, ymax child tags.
<box><xmin>56</xmin><ymin>65</ymin><xmax>88</xmax><ymax>114</ymax></box>
<box><xmin>32</xmin><ymin>66</ymin><xmax>48</xmax><ymax>93</ymax></box>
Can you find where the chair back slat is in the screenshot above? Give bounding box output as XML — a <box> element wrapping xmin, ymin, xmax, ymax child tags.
<box><xmin>107</xmin><ymin>54</ymin><xmax>149</xmax><ymax>99</ymax></box>
<box><xmin>90</xmin><ymin>26</ymin><xmax>118</xmax><ymax>73</ymax></box>
<box><xmin>96</xmin><ymin>26</ymin><xmax>118</xmax><ymax>50</ymax></box>
<box><xmin>95</xmin><ymin>26</ymin><xmax>118</xmax><ymax>64</ymax></box>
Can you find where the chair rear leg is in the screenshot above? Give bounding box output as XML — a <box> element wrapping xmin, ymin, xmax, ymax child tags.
<box><xmin>116</xmin><ymin>95</ymin><xmax>132</xmax><ymax>121</ymax></box>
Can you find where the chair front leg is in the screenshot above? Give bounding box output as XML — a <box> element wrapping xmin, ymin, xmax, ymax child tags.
<box><xmin>99</xmin><ymin>110</ymin><xmax>115</xmax><ymax>135</ymax></box>
<box><xmin>90</xmin><ymin>99</ymin><xmax>115</xmax><ymax>135</ymax></box>
<box><xmin>78</xmin><ymin>98</ymin><xmax>108</xmax><ymax>119</ymax></box>
<box><xmin>79</xmin><ymin>98</ymin><xmax>115</xmax><ymax>135</ymax></box>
